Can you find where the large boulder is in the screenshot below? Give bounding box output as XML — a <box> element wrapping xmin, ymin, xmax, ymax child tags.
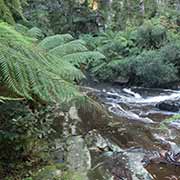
<box><xmin>156</xmin><ymin>101</ymin><xmax>179</xmax><ymax>112</ymax></box>
<box><xmin>85</xmin><ymin>130</ymin><xmax>153</xmax><ymax>180</ymax></box>
<box><xmin>88</xmin><ymin>151</ymin><xmax>153</xmax><ymax>180</ymax></box>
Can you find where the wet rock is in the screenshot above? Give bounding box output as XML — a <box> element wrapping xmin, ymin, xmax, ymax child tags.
<box><xmin>169</xmin><ymin>119</ymin><xmax>180</xmax><ymax>130</ymax></box>
<box><xmin>156</xmin><ymin>101</ymin><xmax>179</xmax><ymax>112</ymax></box>
<box><xmin>107</xmin><ymin>103</ymin><xmax>155</xmax><ymax>124</ymax></box>
<box><xmin>85</xmin><ymin>130</ymin><xmax>153</xmax><ymax>180</ymax></box>
<box><xmin>66</xmin><ymin>136</ymin><xmax>91</xmax><ymax>179</ymax></box>
<box><xmin>104</xmin><ymin>153</ymin><xmax>132</xmax><ymax>180</ymax></box>
<box><xmin>85</xmin><ymin>130</ymin><xmax>122</xmax><ymax>153</ymax></box>
<box><xmin>92</xmin><ymin>151</ymin><xmax>153</xmax><ymax>180</ymax></box>
<box><xmin>126</xmin><ymin>151</ymin><xmax>153</xmax><ymax>180</ymax></box>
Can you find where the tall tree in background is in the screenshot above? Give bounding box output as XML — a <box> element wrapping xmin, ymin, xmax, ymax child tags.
<box><xmin>23</xmin><ymin>0</ymin><xmax>101</xmax><ymax>35</ymax></box>
<box><xmin>102</xmin><ymin>0</ymin><xmax>158</xmax><ymax>30</ymax></box>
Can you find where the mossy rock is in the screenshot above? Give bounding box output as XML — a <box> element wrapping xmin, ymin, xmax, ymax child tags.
<box><xmin>33</xmin><ymin>164</ymin><xmax>87</xmax><ymax>180</ymax></box>
<box><xmin>162</xmin><ymin>114</ymin><xmax>180</xmax><ymax>124</ymax></box>
<box><xmin>33</xmin><ymin>164</ymin><xmax>64</xmax><ymax>180</ymax></box>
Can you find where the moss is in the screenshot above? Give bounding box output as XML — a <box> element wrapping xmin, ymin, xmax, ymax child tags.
<box><xmin>163</xmin><ymin>114</ymin><xmax>180</xmax><ymax>123</ymax></box>
<box><xmin>33</xmin><ymin>163</ymin><xmax>70</xmax><ymax>180</ymax></box>
<box><xmin>159</xmin><ymin>114</ymin><xmax>180</xmax><ymax>129</ymax></box>
<box><xmin>32</xmin><ymin>163</ymin><xmax>87</xmax><ymax>180</ymax></box>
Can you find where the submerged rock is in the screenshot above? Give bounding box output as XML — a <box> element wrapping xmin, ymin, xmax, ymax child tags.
<box><xmin>156</xmin><ymin>101</ymin><xmax>179</xmax><ymax>112</ymax></box>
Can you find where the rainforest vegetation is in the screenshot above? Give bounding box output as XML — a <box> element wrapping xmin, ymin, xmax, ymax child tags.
<box><xmin>0</xmin><ymin>0</ymin><xmax>180</xmax><ymax>180</ymax></box>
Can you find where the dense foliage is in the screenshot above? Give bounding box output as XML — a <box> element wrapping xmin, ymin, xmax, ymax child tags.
<box><xmin>0</xmin><ymin>0</ymin><xmax>180</xmax><ymax>179</ymax></box>
<box><xmin>0</xmin><ymin>0</ymin><xmax>27</xmax><ymax>24</ymax></box>
<box><xmin>0</xmin><ymin>22</ymin><xmax>104</xmax><ymax>179</ymax></box>
<box><xmin>81</xmin><ymin>18</ymin><xmax>180</xmax><ymax>87</ymax></box>
<box><xmin>0</xmin><ymin>102</ymin><xmax>54</xmax><ymax>179</ymax></box>
<box><xmin>0</xmin><ymin>22</ymin><xmax>105</xmax><ymax>103</ymax></box>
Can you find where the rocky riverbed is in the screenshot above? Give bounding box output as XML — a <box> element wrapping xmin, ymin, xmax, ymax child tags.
<box><xmin>35</xmin><ymin>86</ymin><xmax>180</xmax><ymax>180</ymax></box>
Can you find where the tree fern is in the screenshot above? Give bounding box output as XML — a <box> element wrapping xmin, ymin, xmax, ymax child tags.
<box><xmin>0</xmin><ymin>22</ymin><xmax>35</xmax><ymax>45</ymax></box>
<box><xmin>0</xmin><ymin>23</ymin><xmax>106</xmax><ymax>104</ymax></box>
<box><xmin>61</xmin><ymin>51</ymin><xmax>106</xmax><ymax>67</ymax></box>
<box><xmin>0</xmin><ymin>43</ymin><xmax>84</xmax><ymax>103</ymax></box>
<box><xmin>0</xmin><ymin>23</ymin><xmax>85</xmax><ymax>103</ymax></box>
<box><xmin>41</xmin><ymin>34</ymin><xmax>106</xmax><ymax>67</ymax></box>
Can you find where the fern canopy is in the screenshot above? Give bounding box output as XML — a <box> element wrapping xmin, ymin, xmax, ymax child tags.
<box><xmin>40</xmin><ymin>34</ymin><xmax>106</xmax><ymax>67</ymax></box>
<box><xmin>0</xmin><ymin>23</ymin><xmax>85</xmax><ymax>103</ymax></box>
<box><xmin>0</xmin><ymin>22</ymin><xmax>106</xmax><ymax>104</ymax></box>
<box><xmin>27</xmin><ymin>27</ymin><xmax>44</xmax><ymax>39</ymax></box>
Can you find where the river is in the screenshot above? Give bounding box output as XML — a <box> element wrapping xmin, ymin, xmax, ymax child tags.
<box><xmin>76</xmin><ymin>85</ymin><xmax>180</xmax><ymax>180</ymax></box>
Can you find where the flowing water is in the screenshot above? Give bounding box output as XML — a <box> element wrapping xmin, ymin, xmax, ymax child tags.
<box><xmin>78</xmin><ymin>85</ymin><xmax>180</xmax><ymax>180</ymax></box>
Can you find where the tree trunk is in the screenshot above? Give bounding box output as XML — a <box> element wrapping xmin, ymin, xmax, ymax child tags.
<box><xmin>140</xmin><ymin>0</ymin><xmax>145</xmax><ymax>18</ymax></box>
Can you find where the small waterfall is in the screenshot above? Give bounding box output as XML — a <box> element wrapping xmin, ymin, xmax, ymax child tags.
<box><xmin>96</xmin><ymin>86</ymin><xmax>180</xmax><ymax>123</ymax></box>
<box><xmin>104</xmin><ymin>88</ymin><xmax>180</xmax><ymax>104</ymax></box>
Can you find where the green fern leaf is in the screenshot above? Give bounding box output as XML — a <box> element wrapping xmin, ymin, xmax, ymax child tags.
<box><xmin>39</xmin><ymin>34</ymin><xmax>74</xmax><ymax>50</ymax></box>
<box><xmin>49</xmin><ymin>40</ymin><xmax>87</xmax><ymax>57</ymax></box>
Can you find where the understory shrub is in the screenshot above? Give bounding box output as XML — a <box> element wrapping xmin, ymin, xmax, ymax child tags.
<box><xmin>136</xmin><ymin>21</ymin><xmax>167</xmax><ymax>49</ymax></box>
<box><xmin>81</xmin><ymin>21</ymin><xmax>180</xmax><ymax>87</ymax></box>
<box><xmin>0</xmin><ymin>101</ymin><xmax>55</xmax><ymax>179</ymax></box>
<box><xmin>91</xmin><ymin>50</ymin><xmax>178</xmax><ymax>87</ymax></box>
<box><xmin>129</xmin><ymin>51</ymin><xmax>178</xmax><ymax>87</ymax></box>
<box><xmin>159</xmin><ymin>42</ymin><xmax>180</xmax><ymax>74</ymax></box>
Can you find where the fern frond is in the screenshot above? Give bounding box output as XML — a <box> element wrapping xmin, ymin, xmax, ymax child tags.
<box><xmin>0</xmin><ymin>22</ymin><xmax>36</xmax><ymax>45</ymax></box>
<box><xmin>62</xmin><ymin>51</ymin><xmax>106</xmax><ymax>66</ymax></box>
<box><xmin>0</xmin><ymin>96</ymin><xmax>24</xmax><ymax>103</ymax></box>
<box><xmin>0</xmin><ymin>23</ymin><xmax>105</xmax><ymax>104</ymax></box>
<box><xmin>42</xmin><ymin>54</ymin><xmax>85</xmax><ymax>82</ymax></box>
<box><xmin>38</xmin><ymin>34</ymin><xmax>74</xmax><ymax>50</ymax></box>
<box><xmin>0</xmin><ymin>23</ymin><xmax>86</xmax><ymax>103</ymax></box>
<box><xmin>49</xmin><ymin>40</ymin><xmax>87</xmax><ymax>57</ymax></box>
<box><xmin>27</xmin><ymin>27</ymin><xmax>44</xmax><ymax>39</ymax></box>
